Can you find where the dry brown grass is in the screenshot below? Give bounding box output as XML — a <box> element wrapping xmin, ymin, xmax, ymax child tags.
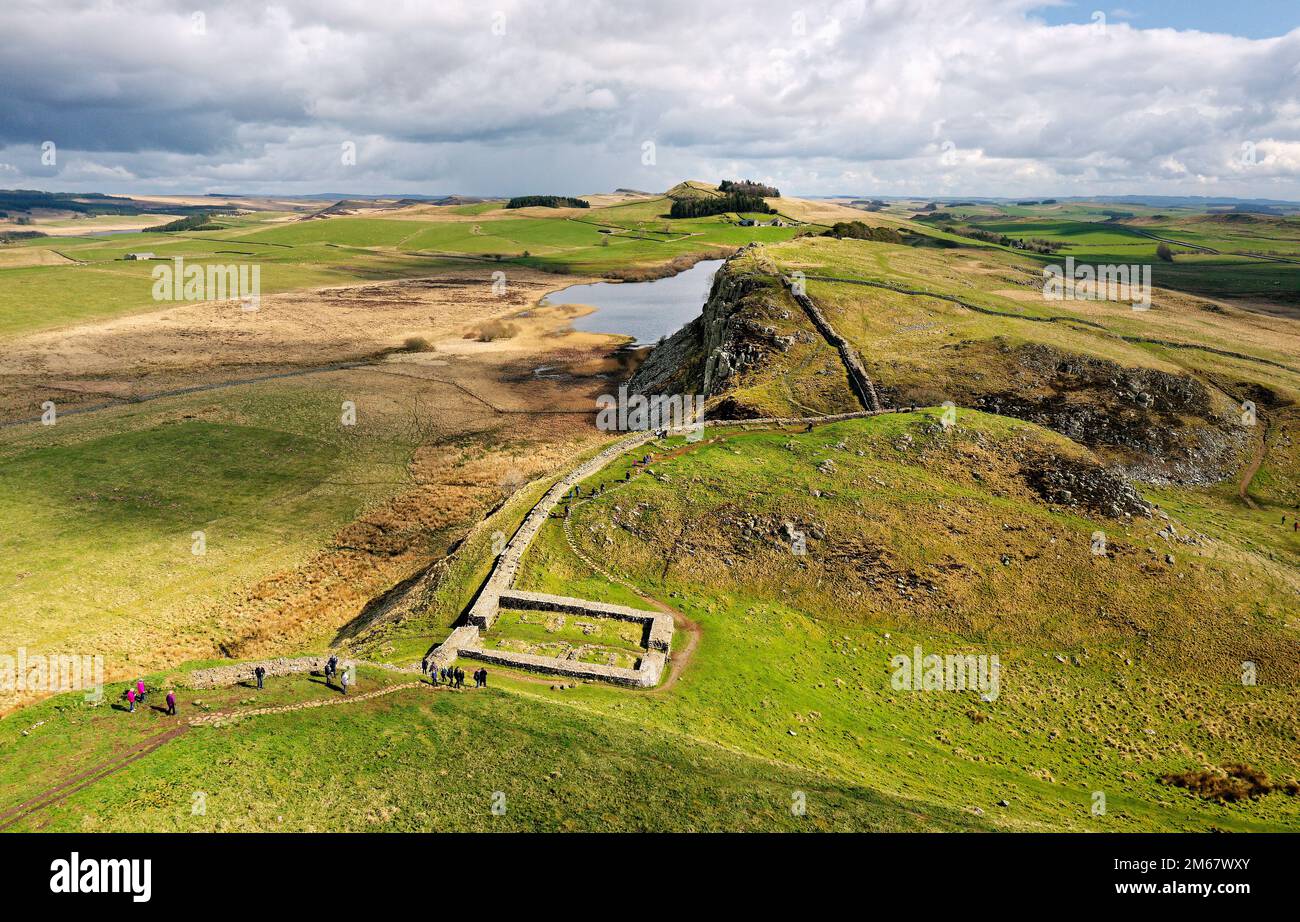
<box><xmin>1162</xmin><ymin>764</ymin><xmax>1300</xmax><ymax>802</ymax></box>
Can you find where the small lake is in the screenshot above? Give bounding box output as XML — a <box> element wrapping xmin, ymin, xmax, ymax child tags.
<box><xmin>542</xmin><ymin>258</ymin><xmax>724</xmax><ymax>346</ymax></box>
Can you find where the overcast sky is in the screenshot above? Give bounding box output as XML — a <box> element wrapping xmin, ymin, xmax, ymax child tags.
<box><xmin>1</xmin><ymin>0</ymin><xmax>1298</xmax><ymax>199</ymax></box>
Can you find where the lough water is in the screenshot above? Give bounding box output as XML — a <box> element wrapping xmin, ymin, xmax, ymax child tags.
<box><xmin>542</xmin><ymin>258</ymin><xmax>724</xmax><ymax>346</ymax></box>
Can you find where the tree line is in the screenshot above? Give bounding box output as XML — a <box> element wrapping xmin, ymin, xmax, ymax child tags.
<box><xmin>669</xmin><ymin>192</ymin><xmax>775</xmax><ymax>219</ymax></box>
<box><xmin>718</xmin><ymin>179</ymin><xmax>780</xmax><ymax>198</ymax></box>
<box><xmin>506</xmin><ymin>195</ymin><xmax>590</xmax><ymax>209</ymax></box>
<box><xmin>820</xmin><ymin>221</ymin><xmax>904</xmax><ymax>243</ymax></box>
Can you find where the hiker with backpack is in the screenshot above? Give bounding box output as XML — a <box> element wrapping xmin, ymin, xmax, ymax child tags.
<box><xmin>136</xmin><ymin>679</ymin><xmax>147</xmax><ymax>704</ymax></box>
<box><xmin>340</xmin><ymin>667</ymin><xmax>351</xmax><ymax>696</ymax></box>
<box><xmin>254</xmin><ymin>665</ymin><xmax>266</xmax><ymax>689</ymax></box>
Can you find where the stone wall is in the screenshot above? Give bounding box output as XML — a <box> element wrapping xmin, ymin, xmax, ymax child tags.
<box><xmin>459</xmin><ymin>647</ymin><xmax>666</xmax><ymax>689</ymax></box>
<box><xmin>783</xmin><ymin>276</ymin><xmax>882</xmax><ymax>412</ymax></box>
<box><xmin>498</xmin><ymin>589</ymin><xmax>672</xmax><ymax>653</ymax></box>
<box><xmin>429</xmin><ymin>625</ymin><xmax>481</xmax><ymax>671</ymax></box>
<box><xmin>437</xmin><ymin>405</ymin><xmax>895</xmax><ymax>687</ymax></box>
<box><xmin>186</xmin><ymin>655</ymin><xmax>355</xmax><ymax>690</ymax></box>
<box><xmin>466</xmin><ymin>429</ymin><xmax>657</xmax><ymax>630</ymax></box>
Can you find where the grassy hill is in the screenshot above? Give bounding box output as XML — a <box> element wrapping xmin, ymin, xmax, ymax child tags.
<box><xmin>8</xmin><ymin>412</ymin><xmax>1294</xmax><ymax>831</ymax></box>
<box><xmin>2</xmin><ymin>186</ymin><xmax>1298</xmax><ymax>833</ymax></box>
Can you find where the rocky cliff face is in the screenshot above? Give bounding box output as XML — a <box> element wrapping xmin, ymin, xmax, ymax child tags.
<box><xmin>629</xmin><ymin>246</ymin><xmax>800</xmax><ymax>410</ymax></box>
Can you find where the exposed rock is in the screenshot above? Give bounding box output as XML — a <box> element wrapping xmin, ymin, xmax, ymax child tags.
<box><xmin>1023</xmin><ymin>454</ymin><xmax>1153</xmax><ymax>518</ymax></box>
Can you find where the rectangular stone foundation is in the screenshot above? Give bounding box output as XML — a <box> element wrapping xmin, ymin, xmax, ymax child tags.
<box><xmin>459</xmin><ymin>646</ymin><xmax>666</xmax><ymax>689</ymax></box>
<box><xmin>498</xmin><ymin>589</ymin><xmax>673</xmax><ymax>653</ymax></box>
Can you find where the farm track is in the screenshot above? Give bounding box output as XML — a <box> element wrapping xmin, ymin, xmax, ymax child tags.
<box><xmin>0</xmin><ymin>724</ymin><xmax>189</xmax><ymax>831</ymax></box>
<box><xmin>1124</xmin><ymin>228</ymin><xmax>1300</xmax><ymax>265</ymax></box>
<box><xmin>1238</xmin><ymin>415</ymin><xmax>1270</xmax><ymax>510</ymax></box>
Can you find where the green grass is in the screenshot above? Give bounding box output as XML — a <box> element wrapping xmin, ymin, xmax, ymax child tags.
<box><xmin>483</xmin><ymin>609</ymin><xmax>648</xmax><ymax>665</ymax></box>
<box><xmin>0</xmin><ymin>669</ymin><xmax>989</xmax><ymax>832</ymax></box>
<box><xmin>500</xmin><ymin>415</ymin><xmax>1300</xmax><ymax>831</ymax></box>
<box><xmin>0</xmin><ymin>382</ymin><xmax>424</xmax><ymax>671</ymax></box>
<box><xmin>0</xmin><ymin>200</ymin><xmax>811</xmax><ymax>339</ymax></box>
<box><xmin>5</xmin><ymin>194</ymin><xmax>1300</xmax><ymax>834</ymax></box>
<box><xmin>927</xmin><ymin>212</ymin><xmax>1300</xmax><ymax>305</ymax></box>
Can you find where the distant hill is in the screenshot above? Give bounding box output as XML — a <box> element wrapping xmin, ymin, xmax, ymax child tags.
<box><xmin>665</xmin><ymin>180</ymin><xmax>724</xmax><ymax>200</ymax></box>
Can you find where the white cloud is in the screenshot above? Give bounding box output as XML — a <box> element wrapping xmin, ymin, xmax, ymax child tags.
<box><xmin>0</xmin><ymin>0</ymin><xmax>1296</xmax><ymax>198</ymax></box>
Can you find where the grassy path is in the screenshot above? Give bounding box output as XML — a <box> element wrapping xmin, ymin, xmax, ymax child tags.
<box><xmin>560</xmin><ymin>474</ymin><xmax>703</xmax><ymax>687</ymax></box>
<box><xmin>1238</xmin><ymin>414</ymin><xmax>1270</xmax><ymax>510</ymax></box>
<box><xmin>0</xmin><ymin>724</ymin><xmax>190</xmax><ymax>831</ymax></box>
<box><xmin>0</xmin><ymin>677</ymin><xmax>450</xmax><ymax>830</ymax></box>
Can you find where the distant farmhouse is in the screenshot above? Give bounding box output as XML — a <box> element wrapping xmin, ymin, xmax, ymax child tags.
<box><xmin>123</xmin><ymin>252</ymin><xmax>156</xmax><ymax>260</ymax></box>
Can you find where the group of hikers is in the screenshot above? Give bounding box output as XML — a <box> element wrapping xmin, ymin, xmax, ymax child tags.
<box><xmin>421</xmin><ymin>658</ymin><xmax>488</xmax><ymax>689</ymax></box>
<box><xmin>124</xmin><ymin>652</ymin><xmax>486</xmax><ymax>717</ymax></box>
<box><xmin>322</xmin><ymin>655</ymin><xmax>353</xmax><ymax>694</ymax></box>
<box><xmin>548</xmin><ymin>457</ymin><xmax>659</xmax><ymax>519</ymax></box>
<box><xmin>122</xmin><ymin>679</ymin><xmax>177</xmax><ymax>716</ymax></box>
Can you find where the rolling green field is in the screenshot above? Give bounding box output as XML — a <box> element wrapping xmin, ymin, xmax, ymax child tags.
<box><xmin>3</xmin><ymin>186</ymin><xmax>1298</xmax><ymax>833</ymax></box>
<box><xmin>499</xmin><ymin>415</ymin><xmax>1300</xmax><ymax>831</ymax></box>
<box><xmin>0</xmin><ymin>377</ymin><xmax>424</xmax><ymax>674</ymax></box>
<box><xmin>7</xmin><ymin>414</ymin><xmax>1295</xmax><ymax>831</ymax></box>
<box><xmin>916</xmin><ymin>202</ymin><xmax>1300</xmax><ymax>306</ymax></box>
<box><xmin>0</xmin><ymin>197</ymin><xmax>813</xmax><ymax>339</ymax></box>
<box><xmin>0</xmin><ymin>666</ymin><xmax>988</xmax><ymax>832</ymax></box>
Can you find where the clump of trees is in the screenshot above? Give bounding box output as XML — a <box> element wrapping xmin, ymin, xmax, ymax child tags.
<box><xmin>155</xmin><ymin>213</ymin><xmax>222</xmax><ymax>232</ymax></box>
<box><xmin>821</xmin><ymin>221</ymin><xmax>904</xmax><ymax>244</ymax></box>
<box><xmin>718</xmin><ymin>179</ymin><xmax>780</xmax><ymax>198</ymax></box>
<box><xmin>506</xmin><ymin>195</ymin><xmax>589</xmax><ymax>209</ymax></box>
<box><xmin>669</xmin><ymin>192</ymin><xmax>775</xmax><ymax>219</ymax></box>
<box><xmin>940</xmin><ymin>223</ymin><xmax>1063</xmax><ymax>254</ymax></box>
<box><xmin>1156</xmin><ymin>242</ymin><xmax>1175</xmax><ymax>262</ymax></box>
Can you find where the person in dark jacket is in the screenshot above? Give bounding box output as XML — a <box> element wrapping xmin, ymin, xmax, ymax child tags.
<box><xmin>254</xmin><ymin>665</ymin><xmax>265</xmax><ymax>689</ymax></box>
